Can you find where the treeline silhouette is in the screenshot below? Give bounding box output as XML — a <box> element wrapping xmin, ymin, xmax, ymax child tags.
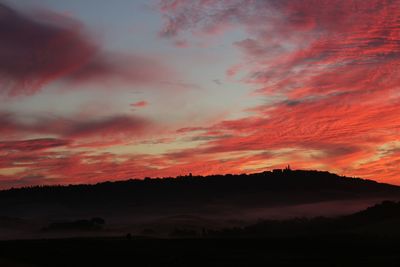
<box><xmin>0</xmin><ymin>169</ymin><xmax>399</xmax><ymax>219</ymax></box>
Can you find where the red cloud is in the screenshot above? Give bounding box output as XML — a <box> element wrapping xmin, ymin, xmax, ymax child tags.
<box><xmin>130</xmin><ymin>101</ymin><xmax>148</xmax><ymax>108</ymax></box>
<box><xmin>0</xmin><ymin>138</ymin><xmax>69</xmax><ymax>152</ymax></box>
<box><xmin>0</xmin><ymin>3</ymin><xmax>170</xmax><ymax>96</ymax></box>
<box><xmin>0</xmin><ymin>146</ymin><xmax>273</xmax><ymax>188</ymax></box>
<box><xmin>156</xmin><ymin>0</ymin><xmax>400</xmax><ymax>183</ymax></box>
<box><xmin>1</xmin><ymin>1</ymin><xmax>400</xmax><ymax>188</ymax></box>
<box><xmin>0</xmin><ymin>112</ymin><xmax>151</xmax><ymax>141</ymax></box>
<box><xmin>62</xmin><ymin>115</ymin><xmax>150</xmax><ymax>139</ymax></box>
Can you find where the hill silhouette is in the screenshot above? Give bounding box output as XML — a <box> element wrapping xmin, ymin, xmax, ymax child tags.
<box><xmin>0</xmin><ymin>169</ymin><xmax>399</xmax><ymax>239</ymax></box>
<box><xmin>1</xmin><ymin>169</ymin><xmax>399</xmax><ymax>216</ymax></box>
<box><xmin>0</xmin><ymin>170</ymin><xmax>398</xmax><ymax>207</ymax></box>
<box><xmin>207</xmin><ymin>200</ymin><xmax>400</xmax><ymax>238</ymax></box>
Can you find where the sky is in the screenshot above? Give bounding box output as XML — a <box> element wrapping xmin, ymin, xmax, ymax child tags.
<box><xmin>0</xmin><ymin>0</ymin><xmax>399</xmax><ymax>188</ymax></box>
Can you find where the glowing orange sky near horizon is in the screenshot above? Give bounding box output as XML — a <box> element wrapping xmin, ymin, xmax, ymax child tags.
<box><xmin>0</xmin><ymin>0</ymin><xmax>399</xmax><ymax>188</ymax></box>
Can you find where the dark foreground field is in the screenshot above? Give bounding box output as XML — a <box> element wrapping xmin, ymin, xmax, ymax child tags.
<box><xmin>1</xmin><ymin>236</ymin><xmax>400</xmax><ymax>267</ymax></box>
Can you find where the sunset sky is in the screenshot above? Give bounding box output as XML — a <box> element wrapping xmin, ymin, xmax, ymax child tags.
<box><xmin>0</xmin><ymin>0</ymin><xmax>399</xmax><ymax>188</ymax></box>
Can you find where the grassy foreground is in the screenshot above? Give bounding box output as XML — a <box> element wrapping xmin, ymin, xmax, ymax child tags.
<box><xmin>1</xmin><ymin>235</ymin><xmax>400</xmax><ymax>266</ymax></box>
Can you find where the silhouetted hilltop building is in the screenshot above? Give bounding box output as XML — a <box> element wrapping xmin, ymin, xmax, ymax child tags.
<box><xmin>284</xmin><ymin>164</ymin><xmax>291</xmax><ymax>172</ymax></box>
<box><xmin>273</xmin><ymin>164</ymin><xmax>292</xmax><ymax>174</ymax></box>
